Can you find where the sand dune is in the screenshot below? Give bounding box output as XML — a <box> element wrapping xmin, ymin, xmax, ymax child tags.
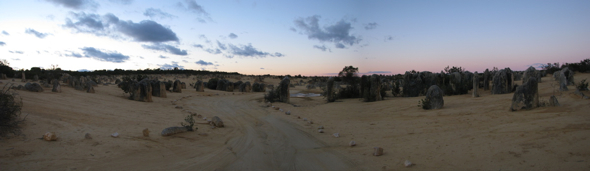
<box><xmin>1</xmin><ymin>73</ymin><xmax>589</xmax><ymax>170</ymax></box>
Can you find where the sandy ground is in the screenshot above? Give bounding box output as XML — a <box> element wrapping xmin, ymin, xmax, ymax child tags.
<box><xmin>0</xmin><ymin>73</ymin><xmax>589</xmax><ymax>170</ymax></box>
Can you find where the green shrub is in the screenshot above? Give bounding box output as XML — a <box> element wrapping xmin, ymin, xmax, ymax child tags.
<box><xmin>207</xmin><ymin>78</ymin><xmax>219</xmax><ymax>89</ymax></box>
<box><xmin>181</xmin><ymin>114</ymin><xmax>197</xmax><ymax>131</ymax></box>
<box><xmin>0</xmin><ymin>84</ymin><xmax>25</xmax><ymax>138</ymax></box>
<box><xmin>264</xmin><ymin>87</ymin><xmax>280</xmax><ymax>102</ymax></box>
<box><xmin>418</xmin><ymin>98</ymin><xmax>431</xmax><ymax>110</ymax></box>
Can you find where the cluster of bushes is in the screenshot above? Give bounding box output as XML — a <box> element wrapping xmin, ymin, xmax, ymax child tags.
<box><xmin>0</xmin><ymin>85</ymin><xmax>24</xmax><ymax>138</ymax></box>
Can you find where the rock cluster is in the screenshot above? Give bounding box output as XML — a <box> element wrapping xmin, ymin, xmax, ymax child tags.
<box><xmin>510</xmin><ymin>77</ymin><xmax>539</xmax><ymax>111</ymax></box>
<box><xmin>361</xmin><ymin>74</ymin><xmax>383</xmax><ymax>102</ymax></box>
<box><xmin>492</xmin><ymin>68</ymin><xmax>513</xmax><ymax>94</ymax></box>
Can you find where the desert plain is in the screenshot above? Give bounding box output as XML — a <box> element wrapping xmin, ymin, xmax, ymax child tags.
<box><xmin>1</xmin><ymin>73</ymin><xmax>589</xmax><ymax>171</ymax></box>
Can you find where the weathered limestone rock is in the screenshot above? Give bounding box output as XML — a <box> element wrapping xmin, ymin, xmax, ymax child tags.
<box><xmin>559</xmin><ymin>71</ymin><xmax>568</xmax><ymax>91</ymax></box>
<box><xmin>173</xmin><ymin>80</ymin><xmax>182</xmax><ymax>93</ymax></box>
<box><xmin>473</xmin><ymin>71</ymin><xmax>479</xmax><ymax>97</ymax></box>
<box><xmin>84</xmin><ymin>133</ymin><xmax>92</xmax><ymax>139</ymax></box>
<box><xmin>43</xmin><ymin>132</ymin><xmax>57</xmax><ymax>141</ymax></box>
<box><xmin>369</xmin><ymin>74</ymin><xmax>382</xmax><ymax>101</ymax></box>
<box><xmin>349</xmin><ymin>140</ymin><xmax>356</xmax><ymax>147</ymax></box>
<box><xmin>21</xmin><ymin>72</ymin><xmax>26</xmax><ymax>82</ymax></box>
<box><xmin>326</xmin><ymin>77</ymin><xmax>336</xmax><ymax>102</ymax></box>
<box><xmin>549</xmin><ymin>95</ymin><xmax>560</xmax><ymax>106</ymax></box>
<box><xmin>492</xmin><ymin>68</ymin><xmax>513</xmax><ymax>94</ymax></box>
<box><xmin>279</xmin><ymin>76</ymin><xmax>290</xmax><ymax>103</ymax></box>
<box><xmin>425</xmin><ymin>85</ymin><xmax>444</xmax><ymax>109</ymax></box>
<box><xmin>33</xmin><ymin>75</ymin><xmax>39</xmax><ymax>82</ymax></box>
<box><xmin>51</xmin><ymin>79</ymin><xmax>61</xmax><ymax>92</ymax></box>
<box><xmin>161</xmin><ymin>126</ymin><xmax>188</xmax><ymax>136</ymax></box>
<box><xmin>510</xmin><ymin>77</ymin><xmax>539</xmax><ymax>111</ymax></box>
<box><xmin>86</xmin><ymin>83</ymin><xmax>95</xmax><ymax>93</ymax></box>
<box><xmin>181</xmin><ymin>82</ymin><xmax>186</xmax><ymax>89</ymax></box>
<box><xmin>211</xmin><ymin>116</ymin><xmax>224</xmax><ymax>127</ymax></box>
<box><xmin>115</xmin><ymin>79</ymin><xmax>121</xmax><ymax>84</ymax></box>
<box><xmin>1</xmin><ymin>74</ymin><xmax>6</xmax><ymax>80</ymax></box>
<box><xmin>483</xmin><ymin>69</ymin><xmax>490</xmax><ymax>90</ymax></box>
<box><xmin>129</xmin><ymin>79</ymin><xmax>153</xmax><ymax>102</ymax></box>
<box><xmin>195</xmin><ymin>80</ymin><xmax>204</xmax><ymax>92</ymax></box>
<box><xmin>143</xmin><ymin>128</ymin><xmax>150</xmax><ymax>137</ymax></box>
<box><xmin>522</xmin><ymin>66</ymin><xmax>538</xmax><ymax>84</ymax></box>
<box><xmin>24</xmin><ymin>83</ymin><xmax>44</xmax><ymax>92</ymax></box>
<box><xmin>373</xmin><ymin>147</ymin><xmax>383</xmax><ymax>156</ymax></box>
<box><xmin>561</xmin><ymin>67</ymin><xmax>575</xmax><ymax>86</ymax></box>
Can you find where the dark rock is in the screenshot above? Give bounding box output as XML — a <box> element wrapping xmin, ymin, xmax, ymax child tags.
<box><xmin>369</xmin><ymin>74</ymin><xmax>382</xmax><ymax>101</ymax></box>
<box><xmin>549</xmin><ymin>95</ymin><xmax>560</xmax><ymax>106</ymax></box>
<box><xmin>252</xmin><ymin>82</ymin><xmax>266</xmax><ymax>92</ymax></box>
<box><xmin>510</xmin><ymin>77</ymin><xmax>539</xmax><ymax>111</ymax></box>
<box><xmin>211</xmin><ymin>116</ymin><xmax>224</xmax><ymax>127</ymax></box>
<box><xmin>473</xmin><ymin>71</ymin><xmax>479</xmax><ymax>97</ymax></box>
<box><xmin>523</xmin><ymin>66</ymin><xmax>538</xmax><ymax>84</ymax></box>
<box><xmin>181</xmin><ymin>82</ymin><xmax>186</xmax><ymax>89</ymax></box>
<box><xmin>33</xmin><ymin>75</ymin><xmax>39</xmax><ymax>82</ymax></box>
<box><xmin>195</xmin><ymin>80</ymin><xmax>204</xmax><ymax>92</ymax></box>
<box><xmin>86</xmin><ymin>82</ymin><xmax>95</xmax><ymax>93</ymax></box>
<box><xmin>129</xmin><ymin>79</ymin><xmax>153</xmax><ymax>102</ymax></box>
<box><xmin>326</xmin><ymin>77</ymin><xmax>336</xmax><ymax>102</ymax></box>
<box><xmin>24</xmin><ymin>82</ymin><xmax>44</xmax><ymax>92</ymax></box>
<box><xmin>173</xmin><ymin>80</ymin><xmax>182</xmax><ymax>93</ymax></box>
<box><xmin>161</xmin><ymin>126</ymin><xmax>188</xmax><ymax>136</ymax></box>
<box><xmin>52</xmin><ymin>79</ymin><xmax>61</xmax><ymax>92</ymax></box>
<box><xmin>425</xmin><ymin>85</ymin><xmax>444</xmax><ymax>109</ymax></box>
<box><xmin>492</xmin><ymin>68</ymin><xmax>513</xmax><ymax>94</ymax></box>
<box><xmin>279</xmin><ymin>76</ymin><xmax>290</xmax><ymax>103</ymax></box>
<box><xmin>559</xmin><ymin>71</ymin><xmax>568</xmax><ymax>91</ymax></box>
<box><xmin>561</xmin><ymin>67</ymin><xmax>575</xmax><ymax>86</ymax></box>
<box><xmin>21</xmin><ymin>72</ymin><xmax>26</xmax><ymax>82</ymax></box>
<box><xmin>150</xmin><ymin>81</ymin><xmax>166</xmax><ymax>97</ymax></box>
<box><xmin>239</xmin><ymin>82</ymin><xmax>252</xmax><ymax>92</ymax></box>
<box><xmin>483</xmin><ymin>69</ymin><xmax>490</xmax><ymax>90</ymax></box>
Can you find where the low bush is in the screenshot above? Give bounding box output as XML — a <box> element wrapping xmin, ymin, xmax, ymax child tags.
<box><xmin>577</xmin><ymin>79</ymin><xmax>589</xmax><ymax>91</ymax></box>
<box><xmin>181</xmin><ymin>114</ymin><xmax>197</xmax><ymax>131</ymax></box>
<box><xmin>0</xmin><ymin>84</ymin><xmax>25</xmax><ymax>138</ymax></box>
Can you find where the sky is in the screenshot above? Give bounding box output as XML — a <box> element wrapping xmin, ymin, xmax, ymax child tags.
<box><xmin>0</xmin><ymin>0</ymin><xmax>589</xmax><ymax>76</ymax></box>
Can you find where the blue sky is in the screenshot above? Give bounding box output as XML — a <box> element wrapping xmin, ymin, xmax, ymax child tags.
<box><xmin>0</xmin><ymin>0</ymin><xmax>588</xmax><ymax>76</ymax></box>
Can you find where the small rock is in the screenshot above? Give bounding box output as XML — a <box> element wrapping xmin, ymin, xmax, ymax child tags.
<box><xmin>203</xmin><ymin>117</ymin><xmax>207</xmax><ymax>120</ymax></box>
<box><xmin>279</xmin><ymin>109</ymin><xmax>283</xmax><ymax>112</ymax></box>
<box><xmin>286</xmin><ymin>111</ymin><xmax>291</xmax><ymax>115</ymax></box>
<box><xmin>333</xmin><ymin>133</ymin><xmax>339</xmax><ymax>138</ymax></box>
<box><xmin>318</xmin><ymin>129</ymin><xmax>324</xmax><ymax>133</ymax></box>
<box><xmin>297</xmin><ymin>116</ymin><xmax>301</xmax><ymax>119</ymax></box>
<box><xmin>318</xmin><ymin>126</ymin><xmax>324</xmax><ymax>129</ymax></box>
<box><xmin>349</xmin><ymin>140</ymin><xmax>356</xmax><ymax>147</ymax></box>
<box><xmin>404</xmin><ymin>160</ymin><xmax>414</xmax><ymax>167</ymax></box>
<box><xmin>307</xmin><ymin>121</ymin><xmax>313</xmax><ymax>124</ymax></box>
<box><xmin>84</xmin><ymin>133</ymin><xmax>92</xmax><ymax>139</ymax></box>
<box><xmin>303</xmin><ymin>118</ymin><xmax>308</xmax><ymax>121</ymax></box>
<box><xmin>373</xmin><ymin>147</ymin><xmax>383</xmax><ymax>156</ymax></box>
<box><xmin>111</xmin><ymin>132</ymin><xmax>119</xmax><ymax>138</ymax></box>
<box><xmin>143</xmin><ymin>128</ymin><xmax>150</xmax><ymax>137</ymax></box>
<box><xmin>43</xmin><ymin>132</ymin><xmax>57</xmax><ymax>141</ymax></box>
<box><xmin>175</xmin><ymin>105</ymin><xmax>183</xmax><ymax>109</ymax></box>
<box><xmin>198</xmin><ymin>133</ymin><xmax>208</xmax><ymax>136</ymax></box>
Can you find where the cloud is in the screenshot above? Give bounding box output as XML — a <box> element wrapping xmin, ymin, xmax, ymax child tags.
<box><xmin>182</xmin><ymin>60</ymin><xmax>188</xmax><ymax>63</ymax></box>
<box><xmin>195</xmin><ymin>60</ymin><xmax>214</xmax><ymax>66</ymax></box>
<box><xmin>144</xmin><ymin>8</ymin><xmax>177</xmax><ymax>20</ymax></box>
<box><xmin>364</xmin><ymin>22</ymin><xmax>378</xmax><ymax>30</ymax></box>
<box><xmin>193</xmin><ymin>44</ymin><xmax>203</xmax><ymax>48</ymax></box>
<box><xmin>0</xmin><ymin>41</ymin><xmax>5</xmax><ymax>46</ymax></box>
<box><xmin>260</xmin><ymin>68</ymin><xmax>264</xmax><ymax>70</ymax></box>
<box><xmin>117</xmin><ymin>20</ymin><xmax>179</xmax><ymax>42</ymax></box>
<box><xmin>216</xmin><ymin>41</ymin><xmax>227</xmax><ymax>50</ymax></box>
<box><xmin>335</xmin><ymin>43</ymin><xmax>345</xmax><ymax>49</ymax></box>
<box><xmin>142</xmin><ymin>43</ymin><xmax>187</xmax><ymax>55</ymax></box>
<box><xmin>367</xmin><ymin>71</ymin><xmax>391</xmax><ymax>74</ymax></box>
<box><xmin>78</xmin><ymin>69</ymin><xmax>92</xmax><ymax>72</ymax></box>
<box><xmin>46</xmin><ymin>0</ymin><xmax>98</xmax><ymax>10</ymax></box>
<box><xmin>64</xmin><ymin>12</ymin><xmax>179</xmax><ymax>43</ymax></box>
<box><xmin>109</xmin><ymin>0</ymin><xmax>132</xmax><ymax>5</ymax></box>
<box><xmin>384</xmin><ymin>35</ymin><xmax>393</xmax><ymax>42</ymax></box>
<box><xmin>198</xmin><ymin>35</ymin><xmax>210</xmax><ymax>43</ymax></box>
<box><xmin>228</xmin><ymin>33</ymin><xmax>238</xmax><ymax>39</ymax></box>
<box><xmin>159</xmin><ymin>55</ymin><xmax>168</xmax><ymax>59</ymax></box>
<box><xmin>78</xmin><ymin>47</ymin><xmax>130</xmax><ymax>63</ymax></box>
<box><xmin>2</xmin><ymin>31</ymin><xmax>8</xmax><ymax>35</ymax></box>
<box><xmin>25</xmin><ymin>29</ymin><xmax>50</xmax><ymax>38</ymax></box>
<box><xmin>177</xmin><ymin>0</ymin><xmax>212</xmax><ymax>22</ymax></box>
<box><xmin>313</xmin><ymin>45</ymin><xmax>330</xmax><ymax>52</ymax></box>
<box><xmin>293</xmin><ymin>15</ymin><xmax>361</xmax><ymax>49</ymax></box>
<box><xmin>528</xmin><ymin>63</ymin><xmax>545</xmax><ymax>69</ymax></box>
<box><xmin>226</xmin><ymin>43</ymin><xmax>283</xmax><ymax>58</ymax></box>
<box><xmin>9</xmin><ymin>51</ymin><xmax>24</xmax><ymax>54</ymax></box>
<box><xmin>65</xmin><ymin>52</ymin><xmax>83</xmax><ymax>57</ymax></box>
<box><xmin>158</xmin><ymin>61</ymin><xmax>184</xmax><ymax>70</ymax></box>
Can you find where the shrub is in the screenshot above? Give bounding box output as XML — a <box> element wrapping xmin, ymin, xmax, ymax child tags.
<box><xmin>0</xmin><ymin>84</ymin><xmax>25</xmax><ymax>138</ymax></box>
<box><xmin>264</xmin><ymin>87</ymin><xmax>280</xmax><ymax>102</ymax></box>
<box><xmin>207</xmin><ymin>78</ymin><xmax>219</xmax><ymax>89</ymax></box>
<box><xmin>417</xmin><ymin>98</ymin><xmax>431</xmax><ymax>110</ymax></box>
<box><xmin>577</xmin><ymin>79</ymin><xmax>589</xmax><ymax>91</ymax></box>
<box><xmin>181</xmin><ymin>114</ymin><xmax>197</xmax><ymax>131</ymax></box>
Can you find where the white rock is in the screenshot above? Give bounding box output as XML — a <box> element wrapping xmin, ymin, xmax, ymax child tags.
<box><xmin>286</xmin><ymin>111</ymin><xmax>291</xmax><ymax>115</ymax></box>
<box><xmin>279</xmin><ymin>109</ymin><xmax>283</xmax><ymax>112</ymax></box>
<box><xmin>404</xmin><ymin>160</ymin><xmax>413</xmax><ymax>167</ymax></box>
<box><xmin>111</xmin><ymin>132</ymin><xmax>119</xmax><ymax>138</ymax></box>
<box><xmin>203</xmin><ymin>117</ymin><xmax>207</xmax><ymax>120</ymax></box>
<box><xmin>318</xmin><ymin>129</ymin><xmax>324</xmax><ymax>133</ymax></box>
<box><xmin>318</xmin><ymin>126</ymin><xmax>324</xmax><ymax>129</ymax></box>
<box><xmin>333</xmin><ymin>133</ymin><xmax>339</xmax><ymax>138</ymax></box>
<box><xmin>303</xmin><ymin>118</ymin><xmax>308</xmax><ymax>121</ymax></box>
<box><xmin>349</xmin><ymin>140</ymin><xmax>356</xmax><ymax>147</ymax></box>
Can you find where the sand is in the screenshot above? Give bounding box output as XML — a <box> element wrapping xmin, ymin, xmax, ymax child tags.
<box><xmin>0</xmin><ymin>73</ymin><xmax>589</xmax><ymax>170</ymax></box>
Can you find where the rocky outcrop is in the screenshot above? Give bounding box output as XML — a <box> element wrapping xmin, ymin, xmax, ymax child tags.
<box><xmin>279</xmin><ymin>76</ymin><xmax>290</xmax><ymax>103</ymax></box>
<box><xmin>483</xmin><ymin>69</ymin><xmax>490</xmax><ymax>90</ymax></box>
<box><xmin>559</xmin><ymin>71</ymin><xmax>568</xmax><ymax>91</ymax></box>
<box><xmin>326</xmin><ymin>77</ymin><xmax>336</xmax><ymax>102</ymax></box>
<box><xmin>52</xmin><ymin>79</ymin><xmax>61</xmax><ymax>92</ymax></box>
<box><xmin>238</xmin><ymin>82</ymin><xmax>252</xmax><ymax>92</ymax></box>
<box><xmin>425</xmin><ymin>85</ymin><xmax>444</xmax><ymax>109</ymax></box>
<box><xmin>210</xmin><ymin>116</ymin><xmax>224</xmax><ymax>127</ymax></box>
<box><xmin>473</xmin><ymin>72</ymin><xmax>479</xmax><ymax>97</ymax></box>
<box><xmin>252</xmin><ymin>82</ymin><xmax>266</xmax><ymax>92</ymax></box>
<box><xmin>161</xmin><ymin>126</ymin><xmax>188</xmax><ymax>136</ymax></box>
<box><xmin>24</xmin><ymin>83</ymin><xmax>44</xmax><ymax>92</ymax></box>
<box><xmin>21</xmin><ymin>72</ymin><xmax>26</xmax><ymax>82</ymax></box>
<box><xmin>522</xmin><ymin>66</ymin><xmax>538</xmax><ymax>84</ymax></box>
<box><xmin>173</xmin><ymin>80</ymin><xmax>182</xmax><ymax>93</ymax></box>
<box><xmin>86</xmin><ymin>82</ymin><xmax>95</xmax><ymax>93</ymax></box>
<box><xmin>195</xmin><ymin>80</ymin><xmax>204</xmax><ymax>92</ymax></box>
<box><xmin>150</xmin><ymin>81</ymin><xmax>166</xmax><ymax>97</ymax></box>
<box><xmin>510</xmin><ymin>77</ymin><xmax>539</xmax><ymax>111</ymax></box>
<box><xmin>492</xmin><ymin>68</ymin><xmax>513</xmax><ymax>94</ymax></box>
<box><xmin>129</xmin><ymin>79</ymin><xmax>153</xmax><ymax>102</ymax></box>
<box><xmin>549</xmin><ymin>95</ymin><xmax>560</xmax><ymax>106</ymax></box>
